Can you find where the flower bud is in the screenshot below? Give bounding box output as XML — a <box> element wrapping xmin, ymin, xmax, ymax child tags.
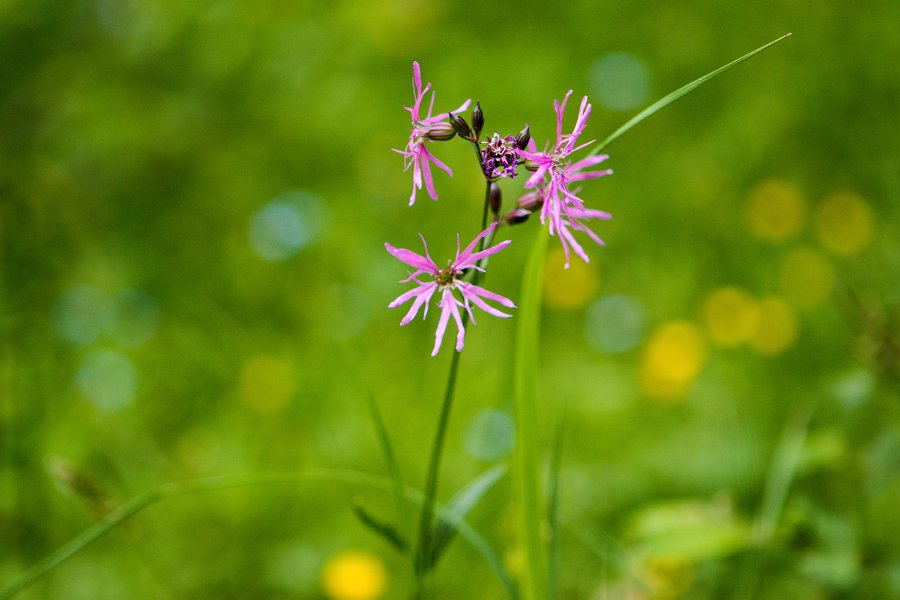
<box><xmin>472</xmin><ymin>101</ymin><xmax>484</xmax><ymax>139</ymax></box>
<box><xmin>505</xmin><ymin>208</ymin><xmax>532</xmax><ymax>225</ymax></box>
<box><xmin>448</xmin><ymin>113</ymin><xmax>471</xmax><ymax>139</ymax></box>
<box><xmin>423</xmin><ymin>121</ymin><xmax>457</xmax><ymax>141</ymax></box>
<box><xmin>489</xmin><ymin>182</ymin><xmax>502</xmax><ymax>217</ymax></box>
<box><xmin>517</xmin><ymin>190</ymin><xmax>544</xmax><ymax>211</ymax></box>
<box><xmin>515</xmin><ymin>124</ymin><xmax>531</xmax><ymax>150</ymax></box>
<box><xmin>524</xmin><ymin>159</ymin><xmax>540</xmax><ymax>172</ymax></box>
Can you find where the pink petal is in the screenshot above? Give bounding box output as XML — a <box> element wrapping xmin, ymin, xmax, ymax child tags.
<box><xmin>448</xmin><ymin>295</ymin><xmax>466</xmax><ymax>352</ymax></box>
<box><xmin>431</xmin><ymin>291</ymin><xmax>454</xmax><ymax>356</ymax></box>
<box><xmin>461</xmin><ymin>239</ymin><xmax>511</xmax><ymax>269</ymax></box>
<box><xmin>456</xmin><ymin>223</ymin><xmax>499</xmax><ymax>265</ymax></box>
<box><xmin>385</xmin><ymin>242</ymin><xmax>436</xmax><ymax>272</ymax></box>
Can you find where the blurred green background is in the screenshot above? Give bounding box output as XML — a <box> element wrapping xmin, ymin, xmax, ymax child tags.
<box><xmin>2</xmin><ymin>0</ymin><xmax>899</xmax><ymax>598</ymax></box>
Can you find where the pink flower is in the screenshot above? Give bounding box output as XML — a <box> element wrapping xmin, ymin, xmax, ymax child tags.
<box><xmin>386</xmin><ymin>224</ymin><xmax>515</xmax><ymax>356</ymax></box>
<box><xmin>394</xmin><ymin>62</ymin><xmax>471</xmax><ymax>206</ymax></box>
<box><xmin>518</xmin><ymin>91</ymin><xmax>613</xmax><ymax>267</ymax></box>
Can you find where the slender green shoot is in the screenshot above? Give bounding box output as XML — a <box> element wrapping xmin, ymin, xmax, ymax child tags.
<box><xmin>546</xmin><ymin>405</ymin><xmax>567</xmax><ymax>599</ymax></box>
<box><xmin>512</xmin><ymin>229</ymin><xmax>550</xmax><ymax>600</ymax></box>
<box><xmin>413</xmin><ymin>341</ymin><xmax>465</xmax><ymax>588</ymax></box>
<box><xmin>590</xmin><ymin>33</ymin><xmax>792</xmax><ymax>155</ymax></box>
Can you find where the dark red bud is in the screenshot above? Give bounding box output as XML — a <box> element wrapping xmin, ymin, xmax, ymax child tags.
<box><xmin>472</xmin><ymin>101</ymin><xmax>484</xmax><ymax>139</ymax></box>
<box><xmin>515</xmin><ymin>124</ymin><xmax>531</xmax><ymax>150</ymax></box>
<box><xmin>489</xmin><ymin>183</ymin><xmax>502</xmax><ymax>216</ymax></box>
<box><xmin>447</xmin><ymin>113</ymin><xmax>470</xmax><ymax>139</ymax></box>
<box><xmin>505</xmin><ymin>208</ymin><xmax>532</xmax><ymax>225</ymax></box>
<box><xmin>423</xmin><ymin>122</ymin><xmax>457</xmax><ymax>141</ymax></box>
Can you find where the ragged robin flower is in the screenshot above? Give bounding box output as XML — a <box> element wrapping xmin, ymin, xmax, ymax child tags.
<box><xmin>394</xmin><ymin>62</ymin><xmax>471</xmax><ymax>206</ymax></box>
<box><xmin>386</xmin><ymin>223</ymin><xmax>515</xmax><ymax>356</ymax></box>
<box><xmin>518</xmin><ymin>91</ymin><xmax>613</xmax><ymax>267</ymax></box>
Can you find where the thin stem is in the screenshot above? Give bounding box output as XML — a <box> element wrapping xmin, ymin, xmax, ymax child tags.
<box><xmin>480</xmin><ymin>180</ymin><xmax>491</xmax><ymax>232</ymax></box>
<box><xmin>412</xmin><ymin>163</ymin><xmax>495</xmax><ymax>600</ymax></box>
<box><xmin>412</xmin><ymin>339</ymin><xmax>466</xmax><ymax>595</ymax></box>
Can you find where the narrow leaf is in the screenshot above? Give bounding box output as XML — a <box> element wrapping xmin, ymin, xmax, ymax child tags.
<box><xmin>352</xmin><ymin>501</ymin><xmax>409</xmax><ymax>552</ymax></box>
<box><xmin>546</xmin><ymin>407</ymin><xmax>567</xmax><ymax>600</ymax></box>
<box><xmin>591</xmin><ymin>33</ymin><xmax>792</xmax><ymax>155</ymax></box>
<box><xmin>365</xmin><ymin>389</ymin><xmax>413</xmax><ymax>542</ymax></box>
<box><xmin>0</xmin><ymin>469</ymin><xmax>519</xmax><ymax>600</ymax></box>
<box><xmin>513</xmin><ymin>230</ymin><xmax>550</xmax><ymax>600</ymax></box>
<box><xmin>428</xmin><ymin>464</ymin><xmax>508</xmax><ymax>568</ymax></box>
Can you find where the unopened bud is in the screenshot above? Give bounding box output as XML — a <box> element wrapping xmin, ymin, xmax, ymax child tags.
<box><xmin>515</xmin><ymin>124</ymin><xmax>531</xmax><ymax>150</ymax></box>
<box><xmin>517</xmin><ymin>190</ymin><xmax>544</xmax><ymax>212</ymax></box>
<box><xmin>489</xmin><ymin>183</ymin><xmax>502</xmax><ymax>216</ymax></box>
<box><xmin>505</xmin><ymin>208</ymin><xmax>532</xmax><ymax>225</ymax></box>
<box><xmin>472</xmin><ymin>101</ymin><xmax>484</xmax><ymax>139</ymax></box>
<box><xmin>423</xmin><ymin>122</ymin><xmax>457</xmax><ymax>141</ymax></box>
<box><xmin>448</xmin><ymin>113</ymin><xmax>471</xmax><ymax>139</ymax></box>
<box><xmin>524</xmin><ymin>159</ymin><xmax>539</xmax><ymax>172</ymax></box>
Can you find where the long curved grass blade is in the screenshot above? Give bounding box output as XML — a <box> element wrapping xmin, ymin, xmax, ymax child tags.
<box><xmin>365</xmin><ymin>389</ymin><xmax>413</xmax><ymax>542</ymax></box>
<box><xmin>513</xmin><ymin>230</ymin><xmax>550</xmax><ymax>600</ymax></box>
<box><xmin>0</xmin><ymin>468</ymin><xmax>517</xmax><ymax>600</ymax></box>
<box><xmin>590</xmin><ymin>33</ymin><xmax>792</xmax><ymax>155</ymax></box>
<box><xmin>428</xmin><ymin>464</ymin><xmax>508</xmax><ymax>569</ymax></box>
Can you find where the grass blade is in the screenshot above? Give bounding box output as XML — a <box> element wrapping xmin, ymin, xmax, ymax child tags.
<box><xmin>352</xmin><ymin>501</ymin><xmax>409</xmax><ymax>552</ymax></box>
<box><xmin>428</xmin><ymin>464</ymin><xmax>507</xmax><ymax>568</ymax></box>
<box><xmin>365</xmin><ymin>389</ymin><xmax>414</xmax><ymax>543</ymax></box>
<box><xmin>546</xmin><ymin>406</ymin><xmax>567</xmax><ymax>599</ymax></box>
<box><xmin>513</xmin><ymin>230</ymin><xmax>550</xmax><ymax>600</ymax></box>
<box><xmin>591</xmin><ymin>33</ymin><xmax>792</xmax><ymax>155</ymax></box>
<box><xmin>0</xmin><ymin>468</ymin><xmax>518</xmax><ymax>600</ymax></box>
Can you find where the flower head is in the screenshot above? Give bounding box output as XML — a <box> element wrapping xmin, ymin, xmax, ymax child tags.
<box><xmin>518</xmin><ymin>91</ymin><xmax>613</xmax><ymax>267</ymax></box>
<box><xmin>480</xmin><ymin>132</ymin><xmax>520</xmax><ymax>180</ymax></box>
<box><xmin>386</xmin><ymin>224</ymin><xmax>515</xmax><ymax>356</ymax></box>
<box><xmin>394</xmin><ymin>62</ymin><xmax>471</xmax><ymax>206</ymax></box>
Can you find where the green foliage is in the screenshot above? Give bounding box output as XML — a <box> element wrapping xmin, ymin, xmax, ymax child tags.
<box><xmin>2</xmin><ymin>1</ymin><xmax>899</xmax><ymax>599</ymax></box>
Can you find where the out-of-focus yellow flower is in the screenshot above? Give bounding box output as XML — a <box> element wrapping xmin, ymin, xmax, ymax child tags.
<box><xmin>701</xmin><ymin>287</ymin><xmax>761</xmax><ymax>347</ymax></box>
<box><xmin>778</xmin><ymin>247</ymin><xmax>835</xmax><ymax>309</ymax></box>
<box><xmin>322</xmin><ymin>551</ymin><xmax>386</xmax><ymax>600</ymax></box>
<box><xmin>642</xmin><ymin>555</ymin><xmax>696</xmax><ymax>600</ymax></box>
<box><xmin>814</xmin><ymin>190</ymin><xmax>873</xmax><ymax>256</ymax></box>
<box><xmin>543</xmin><ymin>247</ymin><xmax>599</xmax><ymax>310</ymax></box>
<box><xmin>239</xmin><ymin>355</ymin><xmax>295</xmax><ymax>414</ymax></box>
<box><xmin>640</xmin><ymin>322</ymin><xmax>707</xmax><ymax>402</ymax></box>
<box><xmin>750</xmin><ymin>297</ymin><xmax>798</xmax><ymax>355</ymax></box>
<box><xmin>744</xmin><ymin>179</ymin><xmax>807</xmax><ymax>243</ymax></box>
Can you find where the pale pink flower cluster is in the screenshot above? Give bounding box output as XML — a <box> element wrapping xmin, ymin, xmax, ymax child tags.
<box><xmin>518</xmin><ymin>91</ymin><xmax>614</xmax><ymax>267</ymax></box>
<box><xmin>394</xmin><ymin>62</ymin><xmax>470</xmax><ymax>206</ymax></box>
<box><xmin>386</xmin><ymin>224</ymin><xmax>515</xmax><ymax>356</ymax></box>
<box><xmin>389</xmin><ymin>64</ymin><xmax>615</xmax><ymax>354</ymax></box>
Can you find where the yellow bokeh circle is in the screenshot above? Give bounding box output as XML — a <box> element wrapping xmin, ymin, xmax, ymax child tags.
<box><xmin>814</xmin><ymin>190</ymin><xmax>873</xmax><ymax>256</ymax></box>
<box><xmin>750</xmin><ymin>297</ymin><xmax>798</xmax><ymax>355</ymax></box>
<box><xmin>542</xmin><ymin>247</ymin><xmax>599</xmax><ymax>310</ymax></box>
<box><xmin>744</xmin><ymin>179</ymin><xmax>807</xmax><ymax>243</ymax></box>
<box><xmin>778</xmin><ymin>247</ymin><xmax>835</xmax><ymax>309</ymax></box>
<box><xmin>701</xmin><ymin>287</ymin><xmax>761</xmax><ymax>347</ymax></box>
<box><xmin>238</xmin><ymin>355</ymin><xmax>295</xmax><ymax>414</ymax></box>
<box><xmin>322</xmin><ymin>551</ymin><xmax>386</xmax><ymax>600</ymax></box>
<box><xmin>640</xmin><ymin>321</ymin><xmax>708</xmax><ymax>402</ymax></box>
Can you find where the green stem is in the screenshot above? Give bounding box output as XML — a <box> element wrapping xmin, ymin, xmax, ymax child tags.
<box><xmin>412</xmin><ymin>168</ymin><xmax>495</xmax><ymax>599</ymax></box>
<box><xmin>480</xmin><ymin>181</ymin><xmax>491</xmax><ymax>233</ymax></box>
<box><xmin>412</xmin><ymin>341</ymin><xmax>466</xmax><ymax>595</ymax></box>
